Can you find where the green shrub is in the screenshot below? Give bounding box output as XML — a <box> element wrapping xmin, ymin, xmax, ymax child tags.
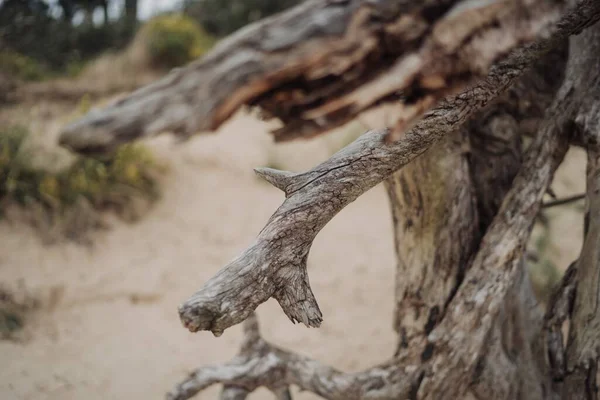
<box><xmin>0</xmin><ymin>125</ymin><xmax>163</xmax><ymax>237</ymax></box>
<box><xmin>142</xmin><ymin>14</ymin><xmax>215</xmax><ymax>68</ymax></box>
<box><xmin>0</xmin><ymin>50</ymin><xmax>47</xmax><ymax>81</ymax></box>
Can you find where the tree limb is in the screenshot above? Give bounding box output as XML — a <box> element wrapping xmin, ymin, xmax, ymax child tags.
<box><xmin>177</xmin><ymin>3</ymin><xmax>599</xmax><ymax>335</ymax></box>
<box><xmin>169</xmin><ymin>79</ymin><xmax>573</xmax><ymax>400</ymax></box>
<box><xmin>167</xmin><ymin>313</ymin><xmax>416</xmax><ymax>400</ymax></box>
<box><xmin>412</xmin><ymin>87</ymin><xmax>571</xmax><ymax>398</ymax></box>
<box><xmin>560</xmin><ymin>146</ymin><xmax>600</xmax><ymax>400</ymax></box>
<box><xmin>542</xmin><ymin>194</ymin><xmax>586</xmax><ymax>208</ymax></box>
<box><xmin>58</xmin><ymin>0</ymin><xmax>600</xmax><ymax>154</ymax></box>
<box><xmin>533</xmin><ymin>20</ymin><xmax>600</xmax><ymax>399</ymax></box>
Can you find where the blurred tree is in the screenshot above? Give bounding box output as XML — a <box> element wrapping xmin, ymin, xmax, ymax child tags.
<box><xmin>56</xmin><ymin>0</ymin><xmax>110</xmax><ymax>24</ymax></box>
<box><xmin>57</xmin><ymin>0</ymin><xmax>75</xmax><ymax>21</ymax></box>
<box><xmin>183</xmin><ymin>0</ymin><xmax>302</xmax><ymax>37</ymax></box>
<box><xmin>0</xmin><ymin>0</ymin><xmax>137</xmax><ymax>74</ymax></box>
<box><xmin>124</xmin><ymin>0</ymin><xmax>137</xmax><ymax>26</ymax></box>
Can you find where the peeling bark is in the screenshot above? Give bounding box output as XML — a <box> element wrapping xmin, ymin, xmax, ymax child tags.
<box><xmin>58</xmin><ymin>0</ymin><xmax>600</xmax><ymax>154</ymax></box>
<box><xmin>176</xmin><ymin>4</ymin><xmax>598</xmax><ymax>335</ymax></box>
<box><xmin>384</xmin><ymin>43</ymin><xmax>568</xmax><ymax>399</ymax></box>
<box><xmin>168</xmin><ymin>86</ymin><xmax>571</xmax><ymax>399</ymax></box>
<box><xmin>555</xmin><ymin>21</ymin><xmax>600</xmax><ymax>400</ymax></box>
<box><xmin>44</xmin><ymin>0</ymin><xmax>600</xmax><ymax>397</ymax></box>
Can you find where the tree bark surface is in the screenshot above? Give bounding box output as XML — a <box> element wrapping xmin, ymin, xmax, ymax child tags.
<box><xmin>58</xmin><ymin>0</ymin><xmax>600</xmax><ymax>153</ymax></box>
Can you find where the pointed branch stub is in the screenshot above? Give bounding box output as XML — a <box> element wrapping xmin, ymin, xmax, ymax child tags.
<box><xmin>254</xmin><ymin>167</ymin><xmax>296</xmax><ymax>196</ymax></box>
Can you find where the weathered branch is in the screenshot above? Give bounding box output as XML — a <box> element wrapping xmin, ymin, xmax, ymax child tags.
<box><xmin>537</xmin><ymin>20</ymin><xmax>600</xmax><ymax>400</ymax></box>
<box><xmin>412</xmin><ymin>89</ymin><xmax>571</xmax><ymax>398</ymax></box>
<box><xmin>545</xmin><ymin>262</ymin><xmax>577</xmax><ymax>381</ymax></box>
<box><xmin>177</xmin><ymin>4</ymin><xmax>599</xmax><ymax>336</ymax></box>
<box><xmin>542</xmin><ymin>193</ymin><xmax>586</xmax><ymax>208</ymax></box>
<box><xmin>560</xmin><ymin>147</ymin><xmax>600</xmax><ymax>400</ymax></box>
<box><xmin>58</xmin><ymin>0</ymin><xmax>600</xmax><ymax>153</ymax></box>
<box><xmin>168</xmin><ymin>313</ymin><xmax>416</xmax><ymax>400</ymax></box>
<box><xmin>169</xmin><ymin>78</ymin><xmax>574</xmax><ymax>400</ymax></box>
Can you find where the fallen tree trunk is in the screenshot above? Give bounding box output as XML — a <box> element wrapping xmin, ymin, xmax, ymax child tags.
<box><xmin>58</xmin><ymin>0</ymin><xmax>599</xmax><ymax>153</ymax></box>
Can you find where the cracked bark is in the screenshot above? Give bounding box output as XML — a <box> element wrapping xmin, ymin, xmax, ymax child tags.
<box><xmin>177</xmin><ymin>3</ymin><xmax>595</xmax><ymax>337</ymax></box>
<box><xmin>58</xmin><ymin>0</ymin><xmax>599</xmax><ymax>153</ymax></box>
<box><xmin>385</xmin><ymin>44</ymin><xmax>566</xmax><ymax>399</ymax></box>
<box><xmin>55</xmin><ymin>0</ymin><xmax>600</xmax><ymax>399</ymax></box>
<box><xmin>167</xmin><ymin>76</ymin><xmax>571</xmax><ymax>398</ymax></box>
<box><xmin>168</xmin><ymin>26</ymin><xmax>585</xmax><ymax>399</ymax></box>
<box><xmin>542</xmin><ymin>20</ymin><xmax>600</xmax><ymax>400</ymax></box>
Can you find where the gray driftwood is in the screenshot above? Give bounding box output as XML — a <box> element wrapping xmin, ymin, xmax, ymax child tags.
<box><xmin>59</xmin><ymin>0</ymin><xmax>597</xmax><ymax>153</ymax></box>
<box><xmin>58</xmin><ymin>0</ymin><xmax>600</xmax><ymax>399</ymax></box>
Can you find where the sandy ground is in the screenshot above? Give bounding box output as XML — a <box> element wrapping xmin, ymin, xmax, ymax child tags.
<box><xmin>0</xmin><ymin>113</ymin><xmax>398</xmax><ymax>400</ymax></box>
<box><xmin>0</xmin><ymin>102</ymin><xmax>587</xmax><ymax>400</ymax></box>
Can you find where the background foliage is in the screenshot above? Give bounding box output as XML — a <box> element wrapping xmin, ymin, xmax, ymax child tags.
<box><xmin>183</xmin><ymin>0</ymin><xmax>302</xmax><ymax>37</ymax></box>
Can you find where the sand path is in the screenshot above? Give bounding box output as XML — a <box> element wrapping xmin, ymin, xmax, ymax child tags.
<box><xmin>0</xmin><ymin>114</ymin><xmax>397</xmax><ymax>400</ymax></box>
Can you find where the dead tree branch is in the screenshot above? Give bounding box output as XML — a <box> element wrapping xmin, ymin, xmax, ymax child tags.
<box><xmin>169</xmin><ymin>79</ymin><xmax>572</xmax><ymax>400</ymax></box>
<box><xmin>411</xmin><ymin>91</ymin><xmax>571</xmax><ymax>398</ymax></box>
<box><xmin>166</xmin><ymin>6</ymin><xmax>600</xmax><ymax>399</ymax></box>
<box><xmin>177</xmin><ymin>3</ymin><xmax>599</xmax><ymax>335</ymax></box>
<box><xmin>58</xmin><ymin>0</ymin><xmax>599</xmax><ymax>153</ymax></box>
<box><xmin>167</xmin><ymin>313</ymin><xmax>416</xmax><ymax>400</ymax></box>
<box><xmin>542</xmin><ymin>194</ymin><xmax>586</xmax><ymax>208</ymax></box>
<box><xmin>560</xmin><ymin>146</ymin><xmax>600</xmax><ymax>399</ymax></box>
<box><xmin>535</xmin><ymin>19</ymin><xmax>600</xmax><ymax>400</ymax></box>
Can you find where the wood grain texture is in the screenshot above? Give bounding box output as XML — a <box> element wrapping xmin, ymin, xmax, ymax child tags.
<box><xmin>58</xmin><ymin>0</ymin><xmax>599</xmax><ymax>154</ymax></box>
<box><xmin>553</xmin><ymin>20</ymin><xmax>600</xmax><ymax>400</ymax></box>
<box><xmin>168</xmin><ymin>79</ymin><xmax>572</xmax><ymax>400</ymax></box>
<box><xmin>176</xmin><ymin>2</ymin><xmax>598</xmax><ymax>336</ymax></box>
<box><xmin>383</xmin><ymin>43</ymin><xmax>568</xmax><ymax>399</ymax></box>
<box><xmin>166</xmin><ymin>5</ymin><xmax>600</xmax><ymax>400</ymax></box>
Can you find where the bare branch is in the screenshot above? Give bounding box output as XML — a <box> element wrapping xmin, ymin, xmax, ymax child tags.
<box><xmin>542</xmin><ymin>193</ymin><xmax>586</xmax><ymax>208</ymax></box>
<box><xmin>415</xmin><ymin>91</ymin><xmax>571</xmax><ymax>398</ymax></box>
<box><xmin>545</xmin><ymin>262</ymin><xmax>577</xmax><ymax>381</ymax></box>
<box><xmin>169</xmin><ymin>95</ymin><xmax>573</xmax><ymax>399</ymax></box>
<box><xmin>168</xmin><ymin>313</ymin><xmax>416</xmax><ymax>400</ymax></box>
<box><xmin>58</xmin><ymin>0</ymin><xmax>600</xmax><ymax>154</ymax></box>
<box><xmin>177</xmin><ymin>3</ymin><xmax>598</xmax><ymax>335</ymax></box>
<box><xmin>254</xmin><ymin>168</ymin><xmax>297</xmax><ymax>195</ymax></box>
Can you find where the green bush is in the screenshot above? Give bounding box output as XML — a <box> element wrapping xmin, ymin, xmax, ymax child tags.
<box><xmin>143</xmin><ymin>14</ymin><xmax>215</xmax><ymax>68</ymax></box>
<box><xmin>0</xmin><ymin>125</ymin><xmax>162</xmax><ymax>230</ymax></box>
<box><xmin>0</xmin><ymin>50</ymin><xmax>47</xmax><ymax>81</ymax></box>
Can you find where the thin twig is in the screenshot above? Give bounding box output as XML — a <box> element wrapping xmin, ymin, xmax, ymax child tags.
<box><xmin>542</xmin><ymin>193</ymin><xmax>586</xmax><ymax>208</ymax></box>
